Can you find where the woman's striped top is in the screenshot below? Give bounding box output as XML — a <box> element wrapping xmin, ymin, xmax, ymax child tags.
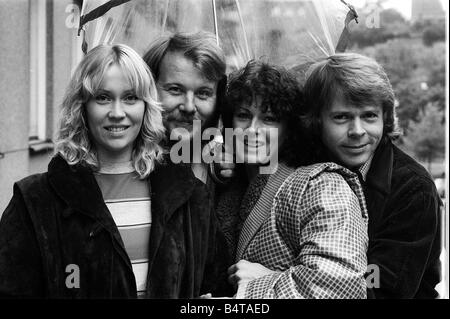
<box><xmin>94</xmin><ymin>161</ymin><xmax>151</xmax><ymax>298</ymax></box>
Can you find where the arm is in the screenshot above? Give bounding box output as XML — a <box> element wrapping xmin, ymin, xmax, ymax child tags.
<box><xmin>0</xmin><ymin>184</ymin><xmax>45</xmax><ymax>298</ymax></box>
<box><xmin>367</xmin><ymin>178</ymin><xmax>441</xmax><ymax>298</ymax></box>
<box><xmin>236</xmin><ymin>171</ymin><xmax>368</xmax><ymax>299</ymax></box>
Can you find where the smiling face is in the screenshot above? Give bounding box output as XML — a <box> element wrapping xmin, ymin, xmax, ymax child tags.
<box><xmin>232</xmin><ymin>96</ymin><xmax>286</xmax><ymax>165</ymax></box>
<box><xmin>86</xmin><ymin>64</ymin><xmax>145</xmax><ymax>163</ymax></box>
<box><xmin>320</xmin><ymin>94</ymin><xmax>384</xmax><ymax>169</ymax></box>
<box><xmin>156</xmin><ymin>51</ymin><xmax>218</xmax><ymax>141</ymax></box>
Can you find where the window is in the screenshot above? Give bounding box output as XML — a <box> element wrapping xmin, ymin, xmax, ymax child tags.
<box><xmin>29</xmin><ymin>0</ymin><xmax>47</xmax><ymax>142</ymax></box>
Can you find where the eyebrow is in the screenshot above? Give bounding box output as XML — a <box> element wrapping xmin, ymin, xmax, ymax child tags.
<box><xmin>94</xmin><ymin>89</ymin><xmax>136</xmax><ymax>95</ymax></box>
<box><xmin>159</xmin><ymin>81</ymin><xmax>215</xmax><ymax>90</ymax></box>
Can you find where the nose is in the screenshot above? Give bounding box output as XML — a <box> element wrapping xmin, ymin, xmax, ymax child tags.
<box><xmin>348</xmin><ymin>117</ymin><xmax>366</xmax><ymax>138</ymax></box>
<box><xmin>248</xmin><ymin>117</ymin><xmax>261</xmax><ymax>133</ymax></box>
<box><xmin>180</xmin><ymin>91</ymin><xmax>196</xmax><ymax>114</ymax></box>
<box><xmin>108</xmin><ymin>100</ymin><xmax>126</xmax><ymax>119</ymax></box>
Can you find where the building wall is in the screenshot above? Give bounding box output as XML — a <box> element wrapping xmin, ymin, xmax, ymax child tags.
<box><xmin>0</xmin><ymin>0</ymin><xmax>81</xmax><ymax>214</ymax></box>
<box><xmin>27</xmin><ymin>0</ymin><xmax>82</xmax><ymax>175</ymax></box>
<box><xmin>0</xmin><ymin>0</ymin><xmax>31</xmax><ymax>213</ymax></box>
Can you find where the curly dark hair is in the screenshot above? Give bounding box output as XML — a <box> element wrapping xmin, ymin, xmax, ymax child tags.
<box><xmin>223</xmin><ymin>60</ymin><xmax>313</xmax><ymax>168</ymax></box>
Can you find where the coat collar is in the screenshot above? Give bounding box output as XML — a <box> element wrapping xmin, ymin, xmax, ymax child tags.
<box><xmin>47</xmin><ymin>155</ymin><xmax>131</xmax><ymax>268</ymax></box>
<box><xmin>146</xmin><ymin>159</ymin><xmax>205</xmax><ymax>287</ymax></box>
<box><xmin>365</xmin><ymin>137</ymin><xmax>393</xmax><ymax>196</ymax></box>
<box><xmin>48</xmin><ymin>155</ymin><xmax>108</xmax><ymax>219</ymax></box>
<box><xmin>149</xmin><ymin>160</ymin><xmax>203</xmax><ymax>224</ymax></box>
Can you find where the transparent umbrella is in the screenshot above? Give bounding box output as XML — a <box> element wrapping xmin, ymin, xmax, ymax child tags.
<box><xmin>78</xmin><ymin>0</ymin><xmax>357</xmax><ymax>72</ymax></box>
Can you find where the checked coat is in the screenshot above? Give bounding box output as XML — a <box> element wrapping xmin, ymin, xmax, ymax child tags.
<box><xmin>234</xmin><ymin>162</ymin><xmax>369</xmax><ymax>299</ymax></box>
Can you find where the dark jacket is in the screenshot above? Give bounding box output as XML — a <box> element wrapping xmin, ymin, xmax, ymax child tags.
<box><xmin>0</xmin><ymin>155</ymin><xmax>226</xmax><ymax>298</ymax></box>
<box><xmin>364</xmin><ymin>138</ymin><xmax>441</xmax><ymax>299</ymax></box>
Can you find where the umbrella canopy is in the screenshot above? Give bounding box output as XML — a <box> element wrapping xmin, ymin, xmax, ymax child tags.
<box><xmin>79</xmin><ymin>0</ymin><xmax>354</xmax><ymax>71</ymax></box>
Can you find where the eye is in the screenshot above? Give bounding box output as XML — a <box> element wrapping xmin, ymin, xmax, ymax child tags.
<box><xmin>123</xmin><ymin>94</ymin><xmax>139</xmax><ymax>104</ymax></box>
<box><xmin>94</xmin><ymin>94</ymin><xmax>111</xmax><ymax>104</ymax></box>
<box><xmin>333</xmin><ymin>114</ymin><xmax>350</xmax><ymax>122</ymax></box>
<box><xmin>196</xmin><ymin>89</ymin><xmax>214</xmax><ymax>100</ymax></box>
<box><xmin>166</xmin><ymin>86</ymin><xmax>182</xmax><ymax>95</ymax></box>
<box><xmin>263</xmin><ymin>114</ymin><xmax>279</xmax><ymax>123</ymax></box>
<box><xmin>234</xmin><ymin>111</ymin><xmax>251</xmax><ymax>120</ymax></box>
<box><xmin>362</xmin><ymin>112</ymin><xmax>379</xmax><ymax>121</ymax></box>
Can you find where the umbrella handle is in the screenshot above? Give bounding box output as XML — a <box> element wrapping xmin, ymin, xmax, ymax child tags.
<box><xmin>335</xmin><ymin>4</ymin><xmax>359</xmax><ymax>53</ymax></box>
<box><xmin>340</xmin><ymin>0</ymin><xmax>359</xmax><ymax>24</ymax></box>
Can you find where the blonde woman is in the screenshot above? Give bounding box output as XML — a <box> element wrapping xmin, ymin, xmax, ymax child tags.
<box><xmin>0</xmin><ymin>44</ymin><xmax>165</xmax><ymax>298</ymax></box>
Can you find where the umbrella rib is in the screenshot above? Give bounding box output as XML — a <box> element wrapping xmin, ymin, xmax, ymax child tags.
<box><xmin>235</xmin><ymin>0</ymin><xmax>250</xmax><ymax>60</ymax></box>
<box><xmin>162</xmin><ymin>0</ymin><xmax>170</xmax><ymax>33</ymax></box>
<box><xmin>212</xmin><ymin>0</ymin><xmax>220</xmax><ymax>47</ymax></box>
<box><xmin>79</xmin><ymin>0</ymin><xmax>132</xmax><ymax>32</ymax></box>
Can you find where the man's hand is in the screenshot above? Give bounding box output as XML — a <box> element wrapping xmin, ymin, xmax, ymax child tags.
<box><xmin>206</xmin><ymin>140</ymin><xmax>236</xmax><ymax>183</ymax></box>
<box><xmin>227</xmin><ymin>260</ymin><xmax>276</xmax><ymax>290</ymax></box>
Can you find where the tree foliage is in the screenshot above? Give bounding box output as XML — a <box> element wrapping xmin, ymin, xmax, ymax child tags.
<box><xmin>402</xmin><ymin>104</ymin><xmax>446</xmax><ymax>169</ymax></box>
<box><xmin>349</xmin><ymin>8</ymin><xmax>446</xmax><ymax>168</ymax></box>
<box><xmin>356</xmin><ymin>39</ymin><xmax>445</xmax><ymax>131</ymax></box>
<box><xmin>349</xmin><ymin>8</ymin><xmax>411</xmax><ymax>48</ymax></box>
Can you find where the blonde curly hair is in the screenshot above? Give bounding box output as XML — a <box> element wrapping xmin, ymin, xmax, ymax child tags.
<box><xmin>55</xmin><ymin>44</ymin><xmax>165</xmax><ymax>178</ymax></box>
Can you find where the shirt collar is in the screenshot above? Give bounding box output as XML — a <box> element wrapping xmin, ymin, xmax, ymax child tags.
<box><xmin>357</xmin><ymin>155</ymin><xmax>374</xmax><ymax>182</ymax></box>
<box><xmin>191</xmin><ymin>162</ymin><xmax>208</xmax><ymax>184</ymax></box>
<box><xmin>97</xmin><ymin>160</ymin><xmax>135</xmax><ymax>174</ymax></box>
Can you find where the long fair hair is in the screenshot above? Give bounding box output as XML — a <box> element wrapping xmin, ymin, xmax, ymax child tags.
<box><xmin>55</xmin><ymin>44</ymin><xmax>165</xmax><ymax>178</ymax></box>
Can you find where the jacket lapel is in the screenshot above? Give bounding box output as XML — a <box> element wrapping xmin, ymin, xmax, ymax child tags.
<box><xmin>235</xmin><ymin>163</ymin><xmax>295</xmax><ymax>261</ymax></box>
<box><xmin>364</xmin><ymin>138</ymin><xmax>393</xmax><ymax>237</ymax></box>
<box><xmin>47</xmin><ymin>155</ymin><xmax>132</xmax><ymax>268</ymax></box>
<box><xmin>146</xmin><ymin>161</ymin><xmax>200</xmax><ymax>277</ymax></box>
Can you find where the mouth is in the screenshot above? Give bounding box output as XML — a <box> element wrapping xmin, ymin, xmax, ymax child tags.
<box><xmin>104</xmin><ymin>125</ymin><xmax>130</xmax><ymax>133</ymax></box>
<box><xmin>342</xmin><ymin>144</ymin><xmax>368</xmax><ymax>153</ymax></box>
<box><xmin>344</xmin><ymin>144</ymin><xmax>367</xmax><ymax>149</ymax></box>
<box><xmin>244</xmin><ymin>139</ymin><xmax>265</xmax><ymax>148</ymax></box>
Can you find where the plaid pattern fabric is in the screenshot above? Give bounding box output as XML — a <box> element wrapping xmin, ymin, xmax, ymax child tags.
<box><xmin>236</xmin><ymin>162</ymin><xmax>369</xmax><ymax>299</ymax></box>
<box><xmin>236</xmin><ymin>163</ymin><xmax>295</xmax><ymax>262</ymax></box>
<box><xmin>358</xmin><ymin>155</ymin><xmax>374</xmax><ymax>182</ymax></box>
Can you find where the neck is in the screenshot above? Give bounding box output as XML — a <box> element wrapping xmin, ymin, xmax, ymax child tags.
<box><xmin>97</xmin><ymin>148</ymin><xmax>133</xmax><ymax>166</ymax></box>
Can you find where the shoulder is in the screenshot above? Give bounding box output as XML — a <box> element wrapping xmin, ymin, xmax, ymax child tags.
<box><xmin>274</xmin><ymin>163</ymin><xmax>367</xmax><ymax>225</ymax></box>
<box><xmin>278</xmin><ymin>162</ymin><xmax>363</xmax><ymax>205</ymax></box>
<box><xmin>11</xmin><ymin>172</ymin><xmax>58</xmax><ymax>218</ymax></box>
<box><xmin>391</xmin><ymin>145</ymin><xmax>438</xmax><ymax>195</ymax></box>
<box><xmin>284</xmin><ymin>162</ymin><xmax>358</xmax><ymax>189</ymax></box>
<box><xmin>1</xmin><ymin>172</ymin><xmax>51</xmax><ymax>226</ymax></box>
<box><xmin>15</xmin><ymin>173</ymin><xmax>50</xmax><ymax>196</ymax></box>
